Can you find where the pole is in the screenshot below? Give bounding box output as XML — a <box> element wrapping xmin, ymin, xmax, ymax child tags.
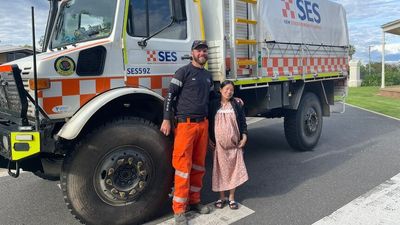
<box><xmin>368</xmin><ymin>45</ymin><xmax>371</xmax><ymax>77</ymax></box>
<box><xmin>31</xmin><ymin>7</ymin><xmax>40</xmax><ymax>131</ymax></box>
<box><xmin>381</xmin><ymin>31</ymin><xmax>385</xmax><ymax>89</ymax></box>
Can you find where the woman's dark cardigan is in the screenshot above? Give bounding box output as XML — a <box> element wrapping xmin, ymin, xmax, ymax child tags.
<box><xmin>208</xmin><ymin>97</ymin><xmax>248</xmax><ymax>143</ymax></box>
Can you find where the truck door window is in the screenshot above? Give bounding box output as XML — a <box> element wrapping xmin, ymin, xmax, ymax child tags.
<box><xmin>128</xmin><ymin>0</ymin><xmax>187</xmax><ymax>40</ymax></box>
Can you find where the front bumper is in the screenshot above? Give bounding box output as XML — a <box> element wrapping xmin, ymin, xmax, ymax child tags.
<box><xmin>0</xmin><ymin>121</ymin><xmax>40</xmax><ymax>161</ymax></box>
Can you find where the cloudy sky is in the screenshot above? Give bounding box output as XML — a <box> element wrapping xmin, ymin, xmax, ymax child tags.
<box><xmin>332</xmin><ymin>0</ymin><xmax>400</xmax><ymax>63</ymax></box>
<box><xmin>0</xmin><ymin>0</ymin><xmax>399</xmax><ymax>64</ymax></box>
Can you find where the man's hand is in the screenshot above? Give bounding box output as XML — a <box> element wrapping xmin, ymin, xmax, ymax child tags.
<box><xmin>238</xmin><ymin>134</ymin><xmax>247</xmax><ymax>148</ymax></box>
<box><xmin>234</xmin><ymin>97</ymin><xmax>244</xmax><ymax>106</ymax></box>
<box><xmin>160</xmin><ymin>120</ymin><xmax>171</xmax><ymax>136</ymax></box>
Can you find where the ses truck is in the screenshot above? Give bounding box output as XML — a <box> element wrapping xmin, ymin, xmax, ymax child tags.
<box><xmin>0</xmin><ymin>0</ymin><xmax>348</xmax><ymax>224</ymax></box>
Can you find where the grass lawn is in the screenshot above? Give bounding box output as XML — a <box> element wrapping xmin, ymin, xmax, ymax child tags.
<box><xmin>346</xmin><ymin>86</ymin><xmax>400</xmax><ymax>119</ymax></box>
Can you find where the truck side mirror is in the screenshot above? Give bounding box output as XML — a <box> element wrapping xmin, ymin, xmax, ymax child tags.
<box><xmin>170</xmin><ymin>0</ymin><xmax>187</xmax><ymax>22</ymax></box>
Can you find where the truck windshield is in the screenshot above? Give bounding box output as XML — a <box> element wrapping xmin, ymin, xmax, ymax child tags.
<box><xmin>51</xmin><ymin>0</ymin><xmax>117</xmax><ymax>49</ymax></box>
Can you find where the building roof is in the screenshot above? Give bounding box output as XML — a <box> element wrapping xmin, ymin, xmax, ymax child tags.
<box><xmin>0</xmin><ymin>45</ymin><xmax>36</xmax><ymax>54</ymax></box>
<box><xmin>381</xmin><ymin>19</ymin><xmax>400</xmax><ymax>35</ymax></box>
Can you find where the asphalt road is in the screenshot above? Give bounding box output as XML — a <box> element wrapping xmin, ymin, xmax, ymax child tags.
<box><xmin>0</xmin><ymin>105</ymin><xmax>399</xmax><ymax>225</ymax></box>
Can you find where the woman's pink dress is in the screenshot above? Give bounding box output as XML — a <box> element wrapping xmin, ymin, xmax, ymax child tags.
<box><xmin>212</xmin><ymin>102</ymin><xmax>248</xmax><ymax>192</ymax></box>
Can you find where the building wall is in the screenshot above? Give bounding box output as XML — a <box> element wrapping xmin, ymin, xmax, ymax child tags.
<box><xmin>0</xmin><ymin>53</ymin><xmax>7</xmax><ymax>64</ymax></box>
<box><xmin>0</xmin><ymin>51</ymin><xmax>32</xmax><ymax>65</ymax></box>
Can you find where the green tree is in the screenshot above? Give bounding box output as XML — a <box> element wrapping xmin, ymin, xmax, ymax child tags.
<box><xmin>38</xmin><ymin>35</ymin><xmax>44</xmax><ymax>49</ymax></box>
<box><xmin>348</xmin><ymin>44</ymin><xmax>355</xmax><ymax>60</ymax></box>
<box><xmin>361</xmin><ymin>62</ymin><xmax>400</xmax><ymax>86</ymax></box>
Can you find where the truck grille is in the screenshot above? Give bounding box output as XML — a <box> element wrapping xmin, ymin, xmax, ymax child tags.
<box><xmin>19</xmin><ymin>66</ymin><xmax>36</xmax><ymax>119</ymax></box>
<box><xmin>0</xmin><ymin>71</ymin><xmax>24</xmax><ymax>114</ymax></box>
<box><xmin>0</xmin><ymin>66</ymin><xmax>28</xmax><ymax>124</ymax></box>
<box><xmin>22</xmin><ymin>79</ymin><xmax>36</xmax><ymax>119</ymax></box>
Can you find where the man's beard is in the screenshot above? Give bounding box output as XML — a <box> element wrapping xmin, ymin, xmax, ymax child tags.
<box><xmin>193</xmin><ymin>55</ymin><xmax>208</xmax><ymax>65</ymax></box>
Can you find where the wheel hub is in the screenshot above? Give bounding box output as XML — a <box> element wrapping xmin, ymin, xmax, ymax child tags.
<box><xmin>304</xmin><ymin>108</ymin><xmax>319</xmax><ymax>134</ymax></box>
<box><xmin>113</xmin><ymin>164</ymin><xmax>137</xmax><ymax>188</ymax></box>
<box><xmin>94</xmin><ymin>147</ymin><xmax>152</xmax><ymax>206</ymax></box>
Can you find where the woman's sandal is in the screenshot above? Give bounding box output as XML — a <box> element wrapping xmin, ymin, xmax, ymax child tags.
<box><xmin>228</xmin><ymin>200</ymin><xmax>239</xmax><ymax>210</ymax></box>
<box><xmin>214</xmin><ymin>199</ymin><xmax>226</xmax><ymax>209</ymax></box>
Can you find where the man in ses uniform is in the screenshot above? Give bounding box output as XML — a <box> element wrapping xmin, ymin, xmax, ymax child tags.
<box><xmin>160</xmin><ymin>40</ymin><xmax>213</xmax><ymax>225</ymax></box>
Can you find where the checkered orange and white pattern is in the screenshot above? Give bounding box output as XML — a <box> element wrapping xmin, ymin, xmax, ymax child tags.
<box><xmin>36</xmin><ymin>75</ymin><xmax>172</xmax><ymax>116</ymax></box>
<box><xmin>146</xmin><ymin>50</ymin><xmax>157</xmax><ymax>62</ymax></box>
<box><xmin>261</xmin><ymin>56</ymin><xmax>348</xmax><ymax>76</ymax></box>
<box><xmin>281</xmin><ymin>0</ymin><xmax>296</xmax><ymax>19</ymax></box>
<box><xmin>226</xmin><ymin>56</ymin><xmax>348</xmax><ymax>77</ymax></box>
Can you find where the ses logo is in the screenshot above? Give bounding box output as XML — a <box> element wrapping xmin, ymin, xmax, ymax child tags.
<box><xmin>281</xmin><ymin>0</ymin><xmax>321</xmax><ymax>24</ymax></box>
<box><xmin>146</xmin><ymin>50</ymin><xmax>177</xmax><ymax>63</ymax></box>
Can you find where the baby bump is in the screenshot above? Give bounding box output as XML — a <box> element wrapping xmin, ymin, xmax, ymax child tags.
<box><xmin>215</xmin><ymin>115</ymin><xmax>240</xmax><ymax>149</ymax></box>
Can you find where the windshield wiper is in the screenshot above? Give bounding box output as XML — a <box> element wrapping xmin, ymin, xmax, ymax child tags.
<box><xmin>51</xmin><ymin>8</ymin><xmax>65</xmax><ymax>49</ymax></box>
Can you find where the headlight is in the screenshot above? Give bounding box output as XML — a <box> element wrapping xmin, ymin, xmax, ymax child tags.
<box><xmin>2</xmin><ymin>135</ymin><xmax>9</xmax><ymax>151</ymax></box>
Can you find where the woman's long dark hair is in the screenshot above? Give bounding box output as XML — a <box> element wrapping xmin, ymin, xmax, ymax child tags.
<box><xmin>220</xmin><ymin>80</ymin><xmax>234</xmax><ymax>89</ymax></box>
<box><xmin>220</xmin><ymin>80</ymin><xmax>235</xmax><ymax>100</ymax></box>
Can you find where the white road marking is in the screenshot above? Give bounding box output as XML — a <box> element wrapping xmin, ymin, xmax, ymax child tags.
<box><xmin>313</xmin><ymin>173</ymin><xmax>400</xmax><ymax>225</ymax></box>
<box><xmin>346</xmin><ymin>103</ymin><xmax>400</xmax><ymax>122</ymax></box>
<box><xmin>57</xmin><ymin>183</ymin><xmax>254</xmax><ymax>224</ymax></box>
<box><xmin>246</xmin><ymin>117</ymin><xmax>265</xmax><ymax>125</ymax></box>
<box><xmin>0</xmin><ymin>169</ymin><xmax>9</xmax><ymax>177</ymax></box>
<box><xmin>155</xmin><ymin>202</ymin><xmax>254</xmax><ymax>225</ymax></box>
<box><xmin>0</xmin><ymin>169</ymin><xmax>26</xmax><ymax>178</ymax></box>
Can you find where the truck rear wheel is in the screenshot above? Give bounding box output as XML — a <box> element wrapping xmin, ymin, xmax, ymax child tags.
<box><xmin>284</xmin><ymin>92</ymin><xmax>323</xmax><ymax>151</ymax></box>
<box><xmin>61</xmin><ymin>117</ymin><xmax>173</xmax><ymax>225</ymax></box>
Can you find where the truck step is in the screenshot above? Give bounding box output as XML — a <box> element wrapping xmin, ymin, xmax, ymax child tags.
<box><xmin>237</xmin><ymin>59</ymin><xmax>257</xmax><ymax>66</ymax></box>
<box><xmin>235</xmin><ymin>39</ymin><xmax>257</xmax><ymax>45</ymax></box>
<box><xmin>239</xmin><ymin>0</ymin><xmax>257</xmax><ymax>4</ymax></box>
<box><xmin>235</xmin><ymin>18</ymin><xmax>257</xmax><ymax>25</ymax></box>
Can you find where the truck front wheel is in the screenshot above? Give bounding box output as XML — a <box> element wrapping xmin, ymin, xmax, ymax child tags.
<box><xmin>284</xmin><ymin>92</ymin><xmax>323</xmax><ymax>151</ymax></box>
<box><xmin>61</xmin><ymin>117</ymin><xmax>172</xmax><ymax>225</ymax></box>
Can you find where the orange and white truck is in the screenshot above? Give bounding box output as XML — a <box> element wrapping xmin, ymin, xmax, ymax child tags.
<box><xmin>0</xmin><ymin>0</ymin><xmax>348</xmax><ymax>224</ymax></box>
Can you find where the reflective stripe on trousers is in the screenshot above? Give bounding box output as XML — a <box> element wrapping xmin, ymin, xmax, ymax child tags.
<box><xmin>172</xmin><ymin>120</ymin><xmax>208</xmax><ymax>214</ymax></box>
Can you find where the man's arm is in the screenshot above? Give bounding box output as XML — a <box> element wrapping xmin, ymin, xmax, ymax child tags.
<box><xmin>160</xmin><ymin>68</ymin><xmax>185</xmax><ymax>136</ymax></box>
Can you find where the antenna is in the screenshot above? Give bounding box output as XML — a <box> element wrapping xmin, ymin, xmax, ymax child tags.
<box><xmin>31</xmin><ymin>6</ymin><xmax>40</xmax><ymax>131</ymax></box>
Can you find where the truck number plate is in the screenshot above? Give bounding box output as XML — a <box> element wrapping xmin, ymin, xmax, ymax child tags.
<box><xmin>127</xmin><ymin>68</ymin><xmax>151</xmax><ymax>75</ymax></box>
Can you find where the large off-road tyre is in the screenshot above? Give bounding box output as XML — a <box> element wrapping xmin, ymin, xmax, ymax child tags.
<box><xmin>284</xmin><ymin>92</ymin><xmax>323</xmax><ymax>151</ymax></box>
<box><xmin>33</xmin><ymin>157</ymin><xmax>63</xmax><ymax>181</ymax></box>
<box><xmin>61</xmin><ymin>117</ymin><xmax>173</xmax><ymax>225</ymax></box>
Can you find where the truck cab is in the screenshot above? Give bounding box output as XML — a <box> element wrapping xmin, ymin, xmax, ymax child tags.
<box><xmin>0</xmin><ymin>0</ymin><xmax>196</xmax><ymax>224</ymax></box>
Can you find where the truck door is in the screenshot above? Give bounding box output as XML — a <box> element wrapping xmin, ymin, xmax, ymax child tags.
<box><xmin>124</xmin><ymin>0</ymin><xmax>199</xmax><ymax>97</ymax></box>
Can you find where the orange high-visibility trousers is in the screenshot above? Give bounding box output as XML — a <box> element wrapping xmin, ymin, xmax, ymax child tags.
<box><xmin>172</xmin><ymin>119</ymin><xmax>209</xmax><ymax>214</ymax></box>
